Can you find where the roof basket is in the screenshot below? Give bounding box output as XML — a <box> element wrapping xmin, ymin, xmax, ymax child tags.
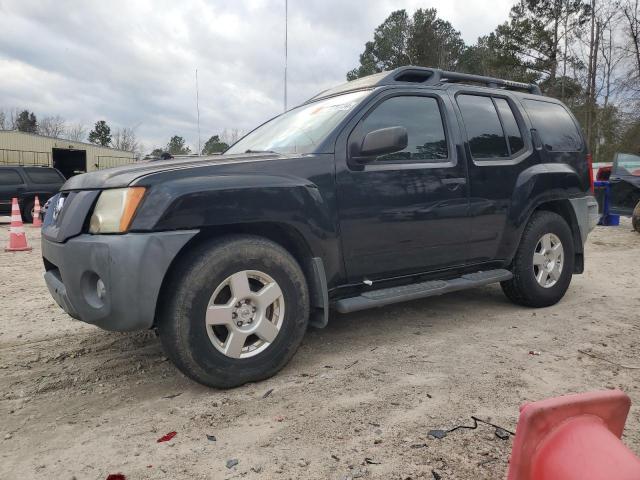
<box><xmin>385</xmin><ymin>66</ymin><xmax>542</xmax><ymax>95</ymax></box>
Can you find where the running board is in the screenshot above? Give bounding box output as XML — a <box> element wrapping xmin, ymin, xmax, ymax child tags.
<box><xmin>333</xmin><ymin>269</ymin><xmax>513</xmax><ymax>314</ymax></box>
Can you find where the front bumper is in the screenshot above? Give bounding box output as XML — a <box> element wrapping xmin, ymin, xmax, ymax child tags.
<box><xmin>42</xmin><ymin>230</ymin><xmax>198</xmax><ymax>331</ymax></box>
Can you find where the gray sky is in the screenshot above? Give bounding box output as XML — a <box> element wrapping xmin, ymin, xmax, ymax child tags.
<box><xmin>0</xmin><ymin>0</ymin><xmax>514</xmax><ymax>152</ymax></box>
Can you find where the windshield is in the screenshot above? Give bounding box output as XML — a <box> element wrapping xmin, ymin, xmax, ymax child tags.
<box><xmin>226</xmin><ymin>90</ymin><xmax>370</xmax><ymax>155</ymax></box>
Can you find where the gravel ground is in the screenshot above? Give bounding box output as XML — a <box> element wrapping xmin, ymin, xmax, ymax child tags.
<box><xmin>1</xmin><ymin>219</ymin><xmax>639</xmax><ymax>480</ymax></box>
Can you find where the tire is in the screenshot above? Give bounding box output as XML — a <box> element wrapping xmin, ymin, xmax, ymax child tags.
<box><xmin>633</xmin><ymin>201</ymin><xmax>640</xmax><ymax>233</ymax></box>
<box><xmin>158</xmin><ymin>235</ymin><xmax>309</xmax><ymax>388</ymax></box>
<box><xmin>21</xmin><ymin>198</ymin><xmax>34</xmax><ymax>223</ymax></box>
<box><xmin>501</xmin><ymin>211</ymin><xmax>575</xmax><ymax>308</ymax></box>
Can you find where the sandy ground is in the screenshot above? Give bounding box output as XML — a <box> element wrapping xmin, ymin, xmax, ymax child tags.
<box><xmin>1</xmin><ymin>219</ymin><xmax>639</xmax><ymax>480</ymax></box>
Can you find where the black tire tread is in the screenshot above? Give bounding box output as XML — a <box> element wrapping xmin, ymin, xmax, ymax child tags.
<box><xmin>501</xmin><ymin>211</ymin><xmax>574</xmax><ymax>308</ymax></box>
<box><xmin>158</xmin><ymin>235</ymin><xmax>309</xmax><ymax>388</ymax></box>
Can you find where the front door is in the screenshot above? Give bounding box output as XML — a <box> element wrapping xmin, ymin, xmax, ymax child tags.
<box><xmin>609</xmin><ymin>152</ymin><xmax>640</xmax><ymax>216</ymax></box>
<box><xmin>336</xmin><ymin>92</ymin><xmax>470</xmax><ymax>282</ymax></box>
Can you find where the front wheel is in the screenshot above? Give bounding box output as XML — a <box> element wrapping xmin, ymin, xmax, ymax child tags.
<box><xmin>158</xmin><ymin>235</ymin><xmax>309</xmax><ymax>388</ymax></box>
<box><xmin>501</xmin><ymin>211</ymin><xmax>575</xmax><ymax>308</ymax></box>
<box><xmin>633</xmin><ymin>201</ymin><xmax>640</xmax><ymax>233</ymax></box>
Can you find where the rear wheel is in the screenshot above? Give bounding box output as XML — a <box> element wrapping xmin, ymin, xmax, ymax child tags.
<box><xmin>21</xmin><ymin>198</ymin><xmax>34</xmax><ymax>223</ymax></box>
<box><xmin>633</xmin><ymin>201</ymin><xmax>640</xmax><ymax>233</ymax></box>
<box><xmin>501</xmin><ymin>211</ymin><xmax>575</xmax><ymax>307</ymax></box>
<box><xmin>158</xmin><ymin>235</ymin><xmax>309</xmax><ymax>388</ymax></box>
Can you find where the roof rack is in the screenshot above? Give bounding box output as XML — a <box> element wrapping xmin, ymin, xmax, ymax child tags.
<box><xmin>306</xmin><ymin>66</ymin><xmax>541</xmax><ymax>103</ymax></box>
<box><xmin>380</xmin><ymin>66</ymin><xmax>542</xmax><ymax>95</ymax></box>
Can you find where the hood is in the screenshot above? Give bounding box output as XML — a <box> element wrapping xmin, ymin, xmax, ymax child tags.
<box><xmin>61</xmin><ymin>152</ymin><xmax>284</xmax><ymax>190</ymax></box>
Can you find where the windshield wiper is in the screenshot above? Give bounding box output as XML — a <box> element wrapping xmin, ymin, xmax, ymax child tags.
<box><xmin>244</xmin><ymin>149</ymin><xmax>277</xmax><ymax>154</ymax></box>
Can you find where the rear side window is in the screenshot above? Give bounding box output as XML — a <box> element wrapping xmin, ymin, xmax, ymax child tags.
<box><xmin>359</xmin><ymin>96</ymin><xmax>448</xmax><ymax>162</ymax></box>
<box><xmin>0</xmin><ymin>170</ymin><xmax>23</xmax><ymax>186</ymax></box>
<box><xmin>522</xmin><ymin>100</ymin><xmax>582</xmax><ymax>152</ymax></box>
<box><xmin>24</xmin><ymin>168</ymin><xmax>64</xmax><ymax>184</ymax></box>
<box><xmin>457</xmin><ymin>95</ymin><xmax>509</xmax><ymax>159</ymax></box>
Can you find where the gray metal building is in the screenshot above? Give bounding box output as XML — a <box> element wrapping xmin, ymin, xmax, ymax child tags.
<box><xmin>0</xmin><ymin>130</ymin><xmax>135</xmax><ymax>178</ymax></box>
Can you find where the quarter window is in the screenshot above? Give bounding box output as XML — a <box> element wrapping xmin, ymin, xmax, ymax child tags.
<box><xmin>359</xmin><ymin>96</ymin><xmax>448</xmax><ymax>162</ymax></box>
<box><xmin>0</xmin><ymin>170</ymin><xmax>23</xmax><ymax>186</ymax></box>
<box><xmin>457</xmin><ymin>94</ymin><xmax>509</xmax><ymax>159</ymax></box>
<box><xmin>522</xmin><ymin>100</ymin><xmax>582</xmax><ymax>152</ymax></box>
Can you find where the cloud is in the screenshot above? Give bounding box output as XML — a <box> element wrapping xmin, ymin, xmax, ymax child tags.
<box><xmin>0</xmin><ymin>0</ymin><xmax>514</xmax><ymax>152</ymax></box>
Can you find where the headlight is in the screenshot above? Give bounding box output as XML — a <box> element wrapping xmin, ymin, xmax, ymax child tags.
<box><xmin>89</xmin><ymin>187</ymin><xmax>146</xmax><ymax>234</ymax></box>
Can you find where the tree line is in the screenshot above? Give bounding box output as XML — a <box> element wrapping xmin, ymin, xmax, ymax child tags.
<box><xmin>347</xmin><ymin>0</ymin><xmax>640</xmax><ymax>161</ymax></box>
<box><xmin>0</xmin><ymin>107</ymin><xmax>241</xmax><ymax>159</ymax></box>
<box><xmin>0</xmin><ymin>108</ymin><xmax>144</xmax><ymax>158</ymax></box>
<box><xmin>149</xmin><ymin>129</ymin><xmax>243</xmax><ymax>158</ymax></box>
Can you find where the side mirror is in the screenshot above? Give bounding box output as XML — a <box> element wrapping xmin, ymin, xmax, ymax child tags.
<box><xmin>356</xmin><ymin>126</ymin><xmax>408</xmax><ymax>162</ymax></box>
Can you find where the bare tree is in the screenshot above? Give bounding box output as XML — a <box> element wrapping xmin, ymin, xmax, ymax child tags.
<box><xmin>622</xmin><ymin>0</ymin><xmax>640</xmax><ymax>88</ymax></box>
<box><xmin>39</xmin><ymin>115</ymin><xmax>66</xmax><ymax>138</ymax></box>
<box><xmin>221</xmin><ymin>128</ymin><xmax>242</xmax><ymax>145</ymax></box>
<box><xmin>66</xmin><ymin>123</ymin><xmax>87</xmax><ymax>142</ymax></box>
<box><xmin>112</xmin><ymin>127</ymin><xmax>142</xmax><ymax>158</ymax></box>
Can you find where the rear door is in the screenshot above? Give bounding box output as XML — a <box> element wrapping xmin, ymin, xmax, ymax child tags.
<box><xmin>609</xmin><ymin>152</ymin><xmax>640</xmax><ymax>215</ymax></box>
<box><xmin>451</xmin><ymin>91</ymin><xmax>532</xmax><ymax>262</ymax></box>
<box><xmin>0</xmin><ymin>168</ymin><xmax>26</xmax><ymax>215</ymax></box>
<box><xmin>336</xmin><ymin>90</ymin><xmax>471</xmax><ymax>282</ymax></box>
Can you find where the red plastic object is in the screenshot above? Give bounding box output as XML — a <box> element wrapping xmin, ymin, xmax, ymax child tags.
<box><xmin>507</xmin><ymin>390</ymin><xmax>640</xmax><ymax>480</ymax></box>
<box><xmin>596</xmin><ymin>165</ymin><xmax>612</xmax><ymax>181</ymax></box>
<box><xmin>586</xmin><ymin>153</ymin><xmax>595</xmax><ymax>193</ymax></box>
<box><xmin>157</xmin><ymin>431</ymin><xmax>177</xmax><ymax>443</ymax></box>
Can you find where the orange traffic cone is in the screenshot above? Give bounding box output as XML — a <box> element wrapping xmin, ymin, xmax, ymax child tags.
<box><xmin>507</xmin><ymin>390</ymin><xmax>640</xmax><ymax>480</ymax></box>
<box><xmin>4</xmin><ymin>197</ymin><xmax>32</xmax><ymax>252</ymax></box>
<box><xmin>31</xmin><ymin>196</ymin><xmax>43</xmax><ymax>227</ymax></box>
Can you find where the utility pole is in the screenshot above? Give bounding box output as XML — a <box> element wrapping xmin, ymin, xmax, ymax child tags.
<box><xmin>284</xmin><ymin>0</ymin><xmax>288</xmax><ymax>112</ymax></box>
<box><xmin>196</xmin><ymin>68</ymin><xmax>201</xmax><ymax>155</ymax></box>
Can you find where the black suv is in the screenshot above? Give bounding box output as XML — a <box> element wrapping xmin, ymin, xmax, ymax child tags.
<box><xmin>0</xmin><ymin>166</ymin><xmax>65</xmax><ymax>222</ymax></box>
<box><xmin>41</xmin><ymin>67</ymin><xmax>599</xmax><ymax>388</ymax></box>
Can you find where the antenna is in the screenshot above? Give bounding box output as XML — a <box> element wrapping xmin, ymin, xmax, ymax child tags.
<box><xmin>284</xmin><ymin>0</ymin><xmax>288</xmax><ymax>112</ymax></box>
<box><xmin>196</xmin><ymin>68</ymin><xmax>201</xmax><ymax>155</ymax></box>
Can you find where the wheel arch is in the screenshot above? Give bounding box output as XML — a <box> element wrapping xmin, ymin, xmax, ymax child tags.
<box><xmin>153</xmin><ymin>222</ymin><xmax>329</xmax><ymax>329</ymax></box>
<box><xmin>511</xmin><ymin>199</ymin><xmax>584</xmax><ymax>274</ymax></box>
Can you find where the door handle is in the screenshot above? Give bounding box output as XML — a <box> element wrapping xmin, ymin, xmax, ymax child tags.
<box><xmin>442</xmin><ymin>177</ymin><xmax>466</xmax><ymax>191</ymax></box>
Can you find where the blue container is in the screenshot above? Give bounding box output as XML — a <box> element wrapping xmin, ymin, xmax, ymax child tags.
<box><xmin>594</xmin><ymin>180</ymin><xmax>620</xmax><ymax>226</ymax></box>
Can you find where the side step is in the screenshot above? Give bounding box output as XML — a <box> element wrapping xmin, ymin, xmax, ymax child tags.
<box><xmin>333</xmin><ymin>269</ymin><xmax>513</xmax><ymax>314</ymax></box>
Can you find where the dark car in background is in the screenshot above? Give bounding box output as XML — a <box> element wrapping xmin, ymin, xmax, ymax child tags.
<box><xmin>609</xmin><ymin>152</ymin><xmax>640</xmax><ymax>231</ymax></box>
<box><xmin>0</xmin><ymin>166</ymin><xmax>65</xmax><ymax>222</ymax></box>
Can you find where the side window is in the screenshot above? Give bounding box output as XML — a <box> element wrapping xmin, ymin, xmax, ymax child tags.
<box><xmin>522</xmin><ymin>100</ymin><xmax>582</xmax><ymax>152</ymax></box>
<box><xmin>494</xmin><ymin>98</ymin><xmax>524</xmax><ymax>154</ymax></box>
<box><xmin>359</xmin><ymin>96</ymin><xmax>448</xmax><ymax>162</ymax></box>
<box><xmin>457</xmin><ymin>94</ymin><xmax>509</xmax><ymax>159</ymax></box>
<box><xmin>0</xmin><ymin>170</ymin><xmax>24</xmax><ymax>186</ymax></box>
<box><xmin>24</xmin><ymin>168</ymin><xmax>64</xmax><ymax>184</ymax></box>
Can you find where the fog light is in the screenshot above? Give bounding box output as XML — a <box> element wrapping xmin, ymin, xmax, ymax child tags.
<box><xmin>96</xmin><ymin>278</ymin><xmax>106</xmax><ymax>301</ymax></box>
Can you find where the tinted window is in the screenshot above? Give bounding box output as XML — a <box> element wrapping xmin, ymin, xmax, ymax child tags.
<box><xmin>494</xmin><ymin>98</ymin><xmax>524</xmax><ymax>154</ymax></box>
<box><xmin>457</xmin><ymin>94</ymin><xmax>509</xmax><ymax>159</ymax></box>
<box><xmin>24</xmin><ymin>168</ymin><xmax>64</xmax><ymax>184</ymax></box>
<box><xmin>0</xmin><ymin>170</ymin><xmax>23</xmax><ymax>186</ymax></box>
<box><xmin>360</xmin><ymin>96</ymin><xmax>448</xmax><ymax>162</ymax></box>
<box><xmin>614</xmin><ymin>153</ymin><xmax>640</xmax><ymax>177</ymax></box>
<box><xmin>522</xmin><ymin>100</ymin><xmax>582</xmax><ymax>152</ymax></box>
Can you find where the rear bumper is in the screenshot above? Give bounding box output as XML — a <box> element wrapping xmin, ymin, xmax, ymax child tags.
<box><xmin>570</xmin><ymin>195</ymin><xmax>600</xmax><ymax>244</ymax></box>
<box><xmin>42</xmin><ymin>230</ymin><xmax>198</xmax><ymax>331</ymax></box>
